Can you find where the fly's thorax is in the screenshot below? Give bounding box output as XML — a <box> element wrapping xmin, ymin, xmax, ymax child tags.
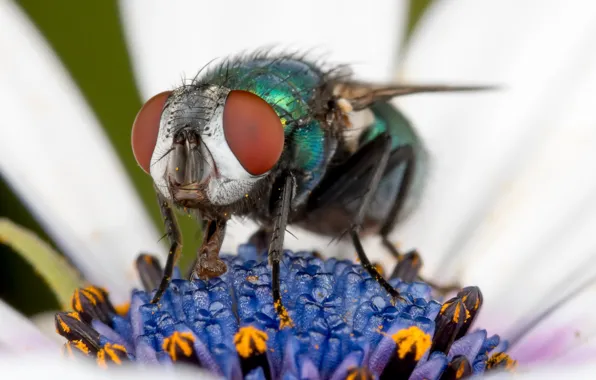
<box><xmin>149</xmin><ymin>85</ymin><xmax>281</xmax><ymax>208</ymax></box>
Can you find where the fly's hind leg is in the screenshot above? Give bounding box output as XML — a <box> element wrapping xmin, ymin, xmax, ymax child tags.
<box><xmin>151</xmin><ymin>189</ymin><xmax>182</xmax><ymax>303</ymax></box>
<box><xmin>307</xmin><ymin>133</ymin><xmax>408</xmax><ymax>303</ymax></box>
<box><xmin>378</xmin><ymin>154</ymin><xmax>461</xmax><ymax>295</ymax></box>
<box><xmin>349</xmin><ymin>134</ymin><xmax>404</xmax><ymax>302</ymax></box>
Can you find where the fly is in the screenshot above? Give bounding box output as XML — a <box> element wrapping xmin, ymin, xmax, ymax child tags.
<box><xmin>130</xmin><ymin>52</ymin><xmax>491</xmax><ymax>328</ymax></box>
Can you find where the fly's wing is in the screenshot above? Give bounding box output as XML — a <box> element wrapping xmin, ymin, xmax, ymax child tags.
<box><xmin>333</xmin><ymin>81</ymin><xmax>497</xmax><ymax>111</ymax></box>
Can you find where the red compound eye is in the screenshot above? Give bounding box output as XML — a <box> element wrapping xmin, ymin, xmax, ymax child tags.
<box><xmin>223</xmin><ymin>90</ymin><xmax>284</xmax><ymax>175</ymax></box>
<box><xmin>131</xmin><ymin>91</ymin><xmax>172</xmax><ymax>174</ymax></box>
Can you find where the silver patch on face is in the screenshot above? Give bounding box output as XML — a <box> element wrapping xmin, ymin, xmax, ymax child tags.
<box><xmin>149</xmin><ymin>97</ymin><xmax>177</xmax><ymax>199</ymax></box>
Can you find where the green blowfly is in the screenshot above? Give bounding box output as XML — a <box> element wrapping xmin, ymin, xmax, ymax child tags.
<box><xmin>130</xmin><ymin>51</ymin><xmax>490</xmax><ymax>328</ymax></box>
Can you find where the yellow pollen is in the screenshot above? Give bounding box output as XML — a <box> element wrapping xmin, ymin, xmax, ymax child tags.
<box><xmin>487</xmin><ymin>352</ymin><xmax>517</xmax><ymax>371</ymax></box>
<box><xmin>456</xmin><ymin>361</ymin><xmax>466</xmax><ymax>378</ymax></box>
<box><xmin>175</xmin><ymin>167</ymin><xmax>179</xmax><ymax>171</ymax></box>
<box><xmin>391</xmin><ymin>326</ymin><xmax>431</xmax><ymax>361</ymax></box>
<box><xmin>57</xmin><ymin>315</ymin><xmax>70</xmax><ymax>333</ymax></box>
<box><xmin>440</xmin><ymin>301</ymin><xmax>451</xmax><ymax>314</ymax></box>
<box><xmin>280</xmin><ymin>118</ymin><xmax>287</xmax><ymax>126</ymax></box>
<box><xmin>72</xmin><ymin>290</ymin><xmax>83</xmax><ymax>312</ymax></box>
<box><xmin>97</xmin><ymin>350</ymin><xmax>107</xmax><ymax>369</ymax></box>
<box><xmin>453</xmin><ymin>303</ymin><xmax>460</xmax><ymax>322</ymax></box>
<box><xmin>85</xmin><ymin>286</ymin><xmax>105</xmax><ymax>302</ymax></box>
<box><xmin>73</xmin><ymin>340</ymin><xmax>89</xmax><ymax>355</ymax></box>
<box><xmin>234</xmin><ymin>326</ymin><xmax>268</xmax><ymax>358</ymax></box>
<box><xmin>373</xmin><ymin>263</ymin><xmax>384</xmax><ymax>277</ymax></box>
<box><xmin>245</xmin><ymin>193</ymin><xmax>249</xmax><ymax>198</ymax></box>
<box><xmin>96</xmin><ymin>343</ymin><xmax>126</xmax><ymax>369</ymax></box>
<box><xmin>246</xmin><ymin>275</ymin><xmax>259</xmax><ymax>282</ymax></box>
<box><xmin>162</xmin><ymin>331</ymin><xmax>195</xmax><ymax>361</ymax></box>
<box><xmin>346</xmin><ymin>367</ymin><xmax>372</xmax><ymax>380</ymax></box>
<box><xmin>274</xmin><ymin>300</ymin><xmax>294</xmax><ymax>329</ymax></box>
<box><xmin>115</xmin><ymin>302</ymin><xmax>130</xmax><ymax>316</ymax></box>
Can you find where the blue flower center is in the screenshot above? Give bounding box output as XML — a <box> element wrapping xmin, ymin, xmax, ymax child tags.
<box><xmin>55</xmin><ymin>244</ymin><xmax>517</xmax><ymax>379</ymax></box>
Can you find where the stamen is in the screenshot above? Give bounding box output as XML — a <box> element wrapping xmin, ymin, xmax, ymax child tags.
<box><xmin>62</xmin><ymin>339</ymin><xmax>92</xmax><ymax>358</ymax></box>
<box><xmin>55</xmin><ymin>311</ymin><xmax>101</xmax><ymax>351</ymax></box>
<box><xmin>440</xmin><ymin>355</ymin><xmax>472</xmax><ymax>379</ymax></box>
<box><xmin>456</xmin><ymin>287</ymin><xmax>483</xmax><ymax>339</ymax></box>
<box><xmin>389</xmin><ymin>250</ymin><xmax>422</xmax><ymax>283</ymax></box>
<box><xmin>345</xmin><ymin>367</ymin><xmax>374</xmax><ymax>380</ymax></box>
<box><xmin>115</xmin><ymin>302</ymin><xmax>130</xmax><ymax>316</ymax></box>
<box><xmin>96</xmin><ymin>343</ymin><xmax>129</xmax><ymax>369</ymax></box>
<box><xmin>234</xmin><ymin>326</ymin><xmax>272</xmax><ymax>380</ymax></box>
<box><xmin>380</xmin><ymin>326</ymin><xmax>432</xmax><ymax>379</ymax></box>
<box><xmin>70</xmin><ymin>286</ymin><xmax>116</xmax><ymax>325</ymax></box>
<box><xmin>162</xmin><ymin>331</ymin><xmax>201</xmax><ymax>366</ymax></box>
<box><xmin>486</xmin><ymin>352</ymin><xmax>517</xmax><ymax>372</ymax></box>
<box><xmin>135</xmin><ymin>254</ymin><xmax>164</xmax><ymax>292</ymax></box>
<box><xmin>431</xmin><ymin>295</ymin><xmax>469</xmax><ymax>354</ymax></box>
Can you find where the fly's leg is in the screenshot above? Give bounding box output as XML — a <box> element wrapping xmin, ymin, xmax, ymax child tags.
<box><xmin>349</xmin><ymin>133</ymin><xmax>404</xmax><ymax>302</ymax></box>
<box><xmin>377</xmin><ymin>151</ymin><xmax>461</xmax><ymax>295</ymax></box>
<box><xmin>269</xmin><ymin>174</ymin><xmax>295</xmax><ymax>329</ymax></box>
<box><xmin>191</xmin><ymin>218</ymin><xmax>227</xmax><ymax>280</ymax></box>
<box><xmin>151</xmin><ymin>189</ymin><xmax>182</xmax><ymax>303</ymax></box>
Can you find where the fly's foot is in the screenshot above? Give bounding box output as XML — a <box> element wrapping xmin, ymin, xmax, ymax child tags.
<box><xmin>421</xmin><ymin>276</ymin><xmax>462</xmax><ymax>297</ymax></box>
<box><xmin>191</xmin><ymin>250</ymin><xmax>227</xmax><ymax>280</ymax></box>
<box><xmin>274</xmin><ymin>299</ymin><xmax>294</xmax><ymax>329</ymax></box>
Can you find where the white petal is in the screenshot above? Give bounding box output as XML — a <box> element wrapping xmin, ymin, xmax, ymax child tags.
<box><xmin>31</xmin><ymin>311</ymin><xmax>68</xmax><ymax>346</ymax></box>
<box><xmin>0</xmin><ymin>353</ymin><xmax>220</xmax><ymax>380</ymax></box>
<box><xmin>484</xmin><ymin>363</ymin><xmax>596</xmax><ymax>380</ymax></box>
<box><xmin>120</xmin><ymin>0</ymin><xmax>406</xmax><ymax>99</ymax></box>
<box><xmin>462</xmin><ymin>54</ymin><xmax>596</xmax><ymax>333</ymax></box>
<box><xmin>394</xmin><ymin>0</ymin><xmax>596</xmax><ymax>273</ymax></box>
<box><xmin>506</xmin><ymin>284</ymin><xmax>596</xmax><ymax>365</ymax></box>
<box><xmin>392</xmin><ymin>0</ymin><xmax>596</xmax><ymax>363</ymax></box>
<box><xmin>0</xmin><ymin>299</ymin><xmax>58</xmax><ymax>353</ymax></box>
<box><xmin>0</xmin><ymin>0</ymin><xmax>166</xmax><ymax>303</ymax></box>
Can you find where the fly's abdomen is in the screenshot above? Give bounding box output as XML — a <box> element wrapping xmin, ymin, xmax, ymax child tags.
<box><xmin>358</xmin><ymin>102</ymin><xmax>429</xmax><ymax>224</ymax></box>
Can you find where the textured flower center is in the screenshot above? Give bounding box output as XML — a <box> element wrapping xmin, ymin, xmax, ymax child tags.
<box><xmin>55</xmin><ymin>244</ymin><xmax>517</xmax><ymax>379</ymax></box>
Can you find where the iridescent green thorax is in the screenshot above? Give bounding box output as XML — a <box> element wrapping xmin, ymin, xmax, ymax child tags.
<box><xmin>204</xmin><ymin>58</ymin><xmax>323</xmax><ymax>130</ymax></box>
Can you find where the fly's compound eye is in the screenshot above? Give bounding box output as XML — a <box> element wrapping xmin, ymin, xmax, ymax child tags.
<box><xmin>223</xmin><ymin>90</ymin><xmax>284</xmax><ymax>176</ymax></box>
<box><xmin>131</xmin><ymin>91</ymin><xmax>172</xmax><ymax>174</ymax></box>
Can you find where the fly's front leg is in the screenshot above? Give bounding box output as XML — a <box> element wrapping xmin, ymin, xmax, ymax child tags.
<box><xmin>152</xmin><ymin>188</ymin><xmax>182</xmax><ymax>303</ymax></box>
<box><xmin>191</xmin><ymin>218</ymin><xmax>227</xmax><ymax>280</ymax></box>
<box><xmin>269</xmin><ymin>174</ymin><xmax>295</xmax><ymax>329</ymax></box>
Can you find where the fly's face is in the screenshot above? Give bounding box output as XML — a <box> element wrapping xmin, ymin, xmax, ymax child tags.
<box><xmin>131</xmin><ymin>85</ymin><xmax>285</xmax><ymax>209</ymax></box>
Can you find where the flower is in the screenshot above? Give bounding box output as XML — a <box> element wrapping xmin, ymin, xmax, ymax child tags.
<box><xmin>1</xmin><ymin>0</ymin><xmax>596</xmax><ymax>378</ymax></box>
<box><xmin>56</xmin><ymin>244</ymin><xmax>515</xmax><ymax>379</ymax></box>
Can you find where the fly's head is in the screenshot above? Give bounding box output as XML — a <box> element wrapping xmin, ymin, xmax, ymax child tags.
<box><xmin>131</xmin><ymin>85</ymin><xmax>285</xmax><ymax>209</ymax></box>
